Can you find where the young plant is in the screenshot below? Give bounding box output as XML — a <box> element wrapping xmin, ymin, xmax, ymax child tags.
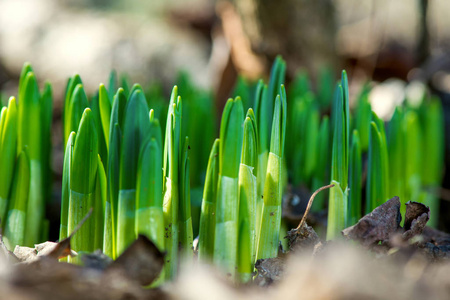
<box><xmin>353</xmin><ymin>85</ymin><xmax>372</xmax><ymax>152</ymax></box>
<box><xmin>4</xmin><ymin>149</ymin><xmax>30</xmax><ymax>250</ymax></box>
<box><xmin>94</xmin><ymin>155</ymin><xmax>106</xmax><ymax>251</ymax></box>
<box><xmin>403</xmin><ymin>110</ymin><xmax>422</xmax><ymax>204</ymax></box>
<box><xmin>421</xmin><ymin>98</ymin><xmax>444</xmax><ymax>227</ymax></box>
<box><xmin>257</xmin><ymin>85</ymin><xmax>287</xmax><ymax>260</ymax></box>
<box><xmin>136</xmin><ymin>114</ymin><xmax>164</xmax><ymax>251</ymax></box>
<box><xmin>237</xmin><ymin>109</ymin><xmax>258</xmax><ymax>282</ymax></box>
<box><xmin>63</xmin><ymin>75</ymin><xmax>83</xmax><ymax>147</ymax></box>
<box><xmin>254</xmin><ymin>80</ymin><xmax>268</xmax><ymax>237</ymax></box>
<box><xmin>387</xmin><ymin>107</ymin><xmax>406</xmax><ymax>214</ymax></box>
<box><xmin>0</xmin><ymin>97</ymin><xmax>17</xmax><ymax>225</ymax></box>
<box><xmin>198</xmin><ymin>139</ymin><xmax>220</xmax><ymax>261</ymax></box>
<box><xmin>327</xmin><ymin>71</ymin><xmax>350</xmax><ymax>240</ymax></box>
<box><xmin>117</xmin><ymin>87</ymin><xmax>150</xmax><ymax>255</ymax></box>
<box><xmin>178</xmin><ymin>136</ymin><xmax>193</xmax><ymax>258</ymax></box>
<box><xmin>68</xmin><ymin>108</ymin><xmax>98</xmax><ymax>263</ymax></box>
<box><xmin>163</xmin><ymin>87</ymin><xmax>182</xmax><ymax>279</ymax></box>
<box><xmin>103</xmin><ymin>89</ymin><xmax>126</xmax><ymax>259</ymax></box>
<box><xmin>64</xmin><ymin>82</ymin><xmax>88</xmax><ymax>148</ymax></box>
<box><xmin>366</xmin><ymin>113</ymin><xmax>389</xmax><ymax>213</ymax></box>
<box><xmin>214</xmin><ymin>97</ymin><xmax>244</xmax><ymax>277</ymax></box>
<box><xmin>348</xmin><ymin>130</ymin><xmax>362</xmax><ymax>225</ymax></box>
<box><xmin>59</xmin><ymin>132</ymin><xmax>76</xmax><ymax>244</ymax></box>
<box><xmin>18</xmin><ymin>67</ymin><xmax>44</xmax><ymax>246</ymax></box>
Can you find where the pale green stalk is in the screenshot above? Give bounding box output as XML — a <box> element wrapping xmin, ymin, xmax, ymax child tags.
<box><xmin>136</xmin><ymin>117</ymin><xmax>164</xmax><ymax>251</ymax></box>
<box><xmin>0</xmin><ymin>98</ymin><xmax>17</xmax><ymax>226</ymax></box>
<box><xmin>257</xmin><ymin>85</ymin><xmax>286</xmax><ymax>260</ymax></box>
<box><xmin>327</xmin><ymin>71</ymin><xmax>350</xmax><ymax>240</ymax></box>
<box><xmin>106</xmin><ymin>88</ymin><xmax>126</xmax><ymax>259</ymax></box>
<box><xmin>254</xmin><ymin>81</ymin><xmax>268</xmax><ymax>242</ymax></box>
<box><xmin>238</xmin><ymin>109</ymin><xmax>258</xmax><ymax>282</ymax></box>
<box><xmin>198</xmin><ymin>139</ymin><xmax>220</xmax><ymax>261</ymax></box>
<box><xmin>64</xmin><ymin>84</ymin><xmax>89</xmax><ymax>147</ymax></box>
<box><xmin>214</xmin><ymin>97</ymin><xmax>244</xmax><ymax>278</ymax></box>
<box><xmin>18</xmin><ymin>71</ymin><xmax>44</xmax><ymax>246</ymax></box>
<box><xmin>40</xmin><ymin>82</ymin><xmax>53</xmax><ymax>206</ymax></box>
<box><xmin>99</xmin><ymin>83</ymin><xmax>111</xmax><ymax>152</ymax></box>
<box><xmin>366</xmin><ymin>120</ymin><xmax>389</xmax><ymax>213</ymax></box>
<box><xmin>68</xmin><ymin>108</ymin><xmax>98</xmax><ymax>263</ymax></box>
<box><xmin>104</xmin><ymin>123</ymin><xmax>120</xmax><ymax>259</ymax></box>
<box><xmin>421</xmin><ymin>98</ymin><xmax>444</xmax><ymax>227</ymax></box>
<box><xmin>4</xmin><ymin>150</ymin><xmax>30</xmax><ymax>250</ymax></box>
<box><xmin>59</xmin><ymin>132</ymin><xmax>76</xmax><ymax>242</ymax></box>
<box><xmin>63</xmin><ymin>75</ymin><xmax>83</xmax><ymax>147</ymax></box>
<box><xmin>117</xmin><ymin>88</ymin><xmax>150</xmax><ymax>255</ymax></box>
<box><xmin>404</xmin><ymin>110</ymin><xmax>422</xmax><ymax>203</ymax></box>
<box><xmin>163</xmin><ymin>91</ymin><xmax>182</xmax><ymax>279</ymax></box>
<box><xmin>388</xmin><ymin>107</ymin><xmax>406</xmax><ymax>215</ymax></box>
<box><xmin>348</xmin><ymin>130</ymin><xmax>362</xmax><ymax>225</ymax></box>
<box><xmin>179</xmin><ymin>137</ymin><xmax>193</xmax><ymax>259</ymax></box>
<box><xmin>94</xmin><ymin>155</ymin><xmax>106</xmax><ymax>251</ymax></box>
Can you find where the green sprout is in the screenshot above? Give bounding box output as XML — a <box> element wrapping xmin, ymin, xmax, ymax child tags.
<box><xmin>257</xmin><ymin>85</ymin><xmax>286</xmax><ymax>260</ymax></box>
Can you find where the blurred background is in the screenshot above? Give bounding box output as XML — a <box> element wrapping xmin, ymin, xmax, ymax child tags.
<box><xmin>3</xmin><ymin>0</ymin><xmax>450</xmax><ymax>104</ymax></box>
<box><xmin>2</xmin><ymin>0</ymin><xmax>450</xmax><ymax>235</ymax></box>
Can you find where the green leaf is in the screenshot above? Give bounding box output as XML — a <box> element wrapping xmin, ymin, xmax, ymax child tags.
<box><xmin>71</xmin><ymin>108</ymin><xmax>98</xmax><ymax>194</ymax></box>
<box><xmin>312</xmin><ymin>116</ymin><xmax>330</xmax><ymax>211</ymax></box>
<box><xmin>198</xmin><ymin>139</ymin><xmax>220</xmax><ymax>261</ymax></box>
<box><xmin>238</xmin><ymin>113</ymin><xmax>258</xmax><ymax>281</ymax></box>
<box><xmin>348</xmin><ymin>130</ymin><xmax>362</xmax><ymax>226</ymax></box>
<box><xmin>178</xmin><ymin>136</ymin><xmax>193</xmax><ymax>256</ymax></box>
<box><xmin>117</xmin><ymin>89</ymin><xmax>150</xmax><ymax>254</ymax></box>
<box><xmin>366</xmin><ymin>120</ymin><xmax>389</xmax><ymax>212</ymax></box>
<box><xmin>59</xmin><ymin>131</ymin><xmax>76</xmax><ymax>243</ymax></box>
<box><xmin>94</xmin><ymin>155</ymin><xmax>106</xmax><ymax>251</ymax></box>
<box><xmin>63</xmin><ymin>75</ymin><xmax>83</xmax><ymax>146</ymax></box>
<box><xmin>0</xmin><ymin>98</ymin><xmax>18</xmax><ymax>224</ymax></box>
<box><xmin>257</xmin><ymin>86</ymin><xmax>286</xmax><ymax>260</ymax></box>
<box><xmin>68</xmin><ymin>108</ymin><xmax>98</xmax><ymax>261</ymax></box>
<box><xmin>219</xmin><ymin>97</ymin><xmax>244</xmax><ymax>178</ymax></box>
<box><xmin>4</xmin><ymin>149</ymin><xmax>30</xmax><ymax>250</ymax></box>
<box><xmin>99</xmin><ymin>84</ymin><xmax>112</xmax><ymax>152</ymax></box>
<box><xmin>65</xmin><ymin>84</ymin><xmax>89</xmax><ymax>147</ymax></box>
<box><xmin>106</xmin><ymin>123</ymin><xmax>121</xmax><ymax>259</ymax></box>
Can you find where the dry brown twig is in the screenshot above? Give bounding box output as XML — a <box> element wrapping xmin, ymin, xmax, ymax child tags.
<box><xmin>296</xmin><ymin>184</ymin><xmax>334</xmax><ymax>230</ymax></box>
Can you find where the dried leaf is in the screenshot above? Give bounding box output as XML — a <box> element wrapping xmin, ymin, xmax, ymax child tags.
<box><xmin>13</xmin><ymin>246</ymin><xmax>37</xmax><ymax>263</ymax></box>
<box><xmin>402</xmin><ymin>201</ymin><xmax>430</xmax><ymax>241</ymax></box>
<box><xmin>46</xmin><ymin>238</ymin><xmax>75</xmax><ymax>260</ymax></box>
<box><xmin>106</xmin><ymin>235</ymin><xmax>164</xmax><ymax>286</ymax></box>
<box><xmin>342</xmin><ymin>197</ymin><xmax>402</xmax><ymax>246</ymax></box>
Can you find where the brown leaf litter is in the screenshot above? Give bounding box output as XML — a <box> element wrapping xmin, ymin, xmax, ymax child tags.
<box><xmin>0</xmin><ymin>208</ymin><xmax>166</xmax><ymax>300</ymax></box>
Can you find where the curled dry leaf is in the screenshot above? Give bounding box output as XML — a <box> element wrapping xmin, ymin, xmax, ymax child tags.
<box><xmin>342</xmin><ymin>197</ymin><xmax>402</xmax><ymax>246</ymax></box>
<box><xmin>105</xmin><ymin>234</ymin><xmax>165</xmax><ymax>286</ymax></box>
<box><xmin>402</xmin><ymin>201</ymin><xmax>430</xmax><ymax>241</ymax></box>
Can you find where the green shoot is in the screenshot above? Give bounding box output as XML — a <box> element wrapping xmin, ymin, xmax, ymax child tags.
<box><xmin>214</xmin><ymin>97</ymin><xmax>244</xmax><ymax>277</ymax></box>
<box><xmin>198</xmin><ymin>139</ymin><xmax>220</xmax><ymax>261</ymax></box>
